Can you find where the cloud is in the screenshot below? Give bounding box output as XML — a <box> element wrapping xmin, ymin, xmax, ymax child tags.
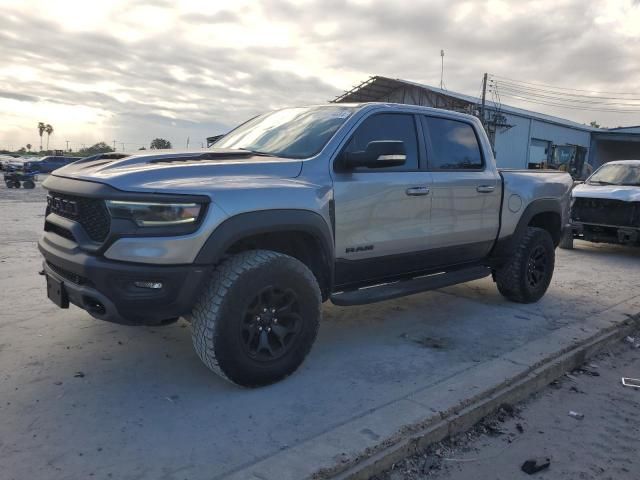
<box><xmin>0</xmin><ymin>0</ymin><xmax>639</xmax><ymax>149</ymax></box>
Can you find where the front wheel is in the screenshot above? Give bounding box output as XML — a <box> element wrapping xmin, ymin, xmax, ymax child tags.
<box><xmin>22</xmin><ymin>179</ymin><xmax>35</xmax><ymax>189</ymax></box>
<box><xmin>187</xmin><ymin>250</ymin><xmax>321</xmax><ymax>387</ymax></box>
<box><xmin>559</xmin><ymin>228</ymin><xmax>574</xmax><ymax>250</ymax></box>
<box><xmin>495</xmin><ymin>227</ymin><xmax>555</xmax><ymax>303</ymax></box>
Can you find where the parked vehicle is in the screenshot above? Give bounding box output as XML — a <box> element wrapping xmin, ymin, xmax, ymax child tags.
<box><xmin>0</xmin><ymin>154</ymin><xmax>19</xmax><ymax>170</ymax></box>
<box><xmin>4</xmin><ymin>171</ymin><xmax>37</xmax><ymax>189</ymax></box>
<box><xmin>24</xmin><ymin>156</ymin><xmax>81</xmax><ymax>173</ymax></box>
<box><xmin>39</xmin><ymin>103</ymin><xmax>573</xmax><ymax>386</ymax></box>
<box><xmin>1</xmin><ymin>156</ymin><xmax>29</xmax><ymax>172</ymax></box>
<box><xmin>561</xmin><ymin>160</ymin><xmax>640</xmax><ymax>249</ymax></box>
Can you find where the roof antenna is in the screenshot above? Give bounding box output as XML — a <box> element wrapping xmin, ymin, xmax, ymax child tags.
<box><xmin>440</xmin><ymin>49</ymin><xmax>446</xmax><ymax>90</ymax></box>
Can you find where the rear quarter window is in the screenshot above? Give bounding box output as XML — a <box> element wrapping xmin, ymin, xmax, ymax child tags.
<box><xmin>423</xmin><ymin>117</ymin><xmax>483</xmax><ymax>170</ymax></box>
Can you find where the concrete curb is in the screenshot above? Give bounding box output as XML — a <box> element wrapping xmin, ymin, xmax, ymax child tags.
<box><xmin>223</xmin><ymin>300</ymin><xmax>640</xmax><ymax>480</ymax></box>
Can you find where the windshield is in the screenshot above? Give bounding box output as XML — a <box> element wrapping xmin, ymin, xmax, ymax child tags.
<box><xmin>214</xmin><ymin>105</ymin><xmax>356</xmax><ymax>159</ymax></box>
<box><xmin>588</xmin><ymin>163</ymin><xmax>640</xmax><ymax>186</ymax></box>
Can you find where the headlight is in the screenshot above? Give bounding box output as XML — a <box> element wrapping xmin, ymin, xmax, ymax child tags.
<box><xmin>106</xmin><ymin>200</ymin><xmax>202</xmax><ymax>226</ymax></box>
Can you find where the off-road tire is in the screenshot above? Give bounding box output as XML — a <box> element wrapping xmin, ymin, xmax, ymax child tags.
<box><xmin>22</xmin><ymin>180</ymin><xmax>35</xmax><ymax>189</ymax></box>
<box><xmin>187</xmin><ymin>250</ymin><xmax>321</xmax><ymax>387</ymax></box>
<box><xmin>559</xmin><ymin>228</ymin><xmax>574</xmax><ymax>250</ymax></box>
<box><xmin>4</xmin><ymin>181</ymin><xmax>13</xmax><ymax>188</ymax></box>
<box><xmin>495</xmin><ymin>227</ymin><xmax>555</xmax><ymax>304</ymax></box>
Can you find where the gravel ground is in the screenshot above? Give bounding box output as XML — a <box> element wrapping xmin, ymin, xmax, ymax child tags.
<box><xmin>376</xmin><ymin>333</ymin><xmax>640</xmax><ymax>480</ymax></box>
<box><xmin>1</xmin><ymin>179</ymin><xmax>639</xmax><ymax>480</ymax></box>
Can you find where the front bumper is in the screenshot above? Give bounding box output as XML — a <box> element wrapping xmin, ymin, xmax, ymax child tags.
<box><xmin>570</xmin><ymin>221</ymin><xmax>640</xmax><ymax>245</ymax></box>
<box><xmin>39</xmin><ymin>233</ymin><xmax>209</xmax><ymax>325</ymax></box>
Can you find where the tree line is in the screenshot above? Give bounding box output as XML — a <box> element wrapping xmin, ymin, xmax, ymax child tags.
<box><xmin>10</xmin><ymin>126</ymin><xmax>174</xmax><ymax>155</ymax></box>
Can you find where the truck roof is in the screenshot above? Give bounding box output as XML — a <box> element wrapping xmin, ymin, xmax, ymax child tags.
<box><xmin>603</xmin><ymin>159</ymin><xmax>640</xmax><ymax>165</ymax></box>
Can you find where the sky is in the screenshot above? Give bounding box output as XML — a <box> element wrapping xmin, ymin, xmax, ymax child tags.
<box><xmin>1</xmin><ymin>0</ymin><xmax>639</xmax><ymax>152</ymax></box>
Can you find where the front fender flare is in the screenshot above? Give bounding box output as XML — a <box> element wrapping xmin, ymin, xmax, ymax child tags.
<box><xmin>194</xmin><ymin>208</ymin><xmax>335</xmax><ymax>288</ymax></box>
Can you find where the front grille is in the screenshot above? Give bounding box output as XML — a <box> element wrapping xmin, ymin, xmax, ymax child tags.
<box><xmin>47</xmin><ymin>261</ymin><xmax>92</xmax><ymax>286</ymax></box>
<box><xmin>572</xmin><ymin>198</ymin><xmax>639</xmax><ymax>227</ymax></box>
<box><xmin>47</xmin><ymin>192</ymin><xmax>110</xmax><ymax>242</ymax></box>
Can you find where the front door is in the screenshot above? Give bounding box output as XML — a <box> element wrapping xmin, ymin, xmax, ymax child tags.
<box><xmin>332</xmin><ymin>113</ymin><xmax>433</xmax><ymax>288</ymax></box>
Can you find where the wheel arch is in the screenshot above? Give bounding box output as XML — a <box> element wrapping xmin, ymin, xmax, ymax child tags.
<box><xmin>490</xmin><ymin>198</ymin><xmax>563</xmax><ymax>265</ymax></box>
<box><xmin>195</xmin><ymin>209</ymin><xmax>335</xmax><ymax>300</ymax></box>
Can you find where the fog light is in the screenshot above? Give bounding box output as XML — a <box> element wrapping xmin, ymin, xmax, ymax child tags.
<box><xmin>134</xmin><ymin>281</ymin><xmax>163</xmax><ymax>289</ymax></box>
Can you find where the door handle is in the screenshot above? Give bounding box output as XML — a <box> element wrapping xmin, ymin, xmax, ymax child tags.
<box><xmin>476</xmin><ymin>185</ymin><xmax>496</xmax><ymax>193</ymax></box>
<box><xmin>405</xmin><ymin>186</ymin><xmax>430</xmax><ymax>196</ymax></box>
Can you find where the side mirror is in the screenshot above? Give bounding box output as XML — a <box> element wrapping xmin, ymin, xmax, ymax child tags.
<box><xmin>341</xmin><ymin>140</ymin><xmax>406</xmax><ymax>169</ymax></box>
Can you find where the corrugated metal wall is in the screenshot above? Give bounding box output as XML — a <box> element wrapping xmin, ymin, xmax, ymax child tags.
<box><xmin>493</xmin><ymin>114</ymin><xmax>591</xmax><ymax>168</ymax></box>
<box><xmin>364</xmin><ymin>85</ymin><xmax>595</xmax><ymax>169</ymax></box>
<box><xmin>491</xmin><ymin>113</ymin><xmax>531</xmax><ymax>168</ymax></box>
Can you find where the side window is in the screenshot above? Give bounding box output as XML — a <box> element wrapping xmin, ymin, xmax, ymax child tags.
<box><xmin>341</xmin><ymin>113</ymin><xmax>419</xmax><ymax>171</ymax></box>
<box><xmin>423</xmin><ymin>117</ymin><xmax>483</xmax><ymax>170</ymax></box>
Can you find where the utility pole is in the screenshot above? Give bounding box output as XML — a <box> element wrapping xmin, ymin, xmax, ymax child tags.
<box><xmin>113</xmin><ymin>140</ymin><xmax>117</xmax><ymax>151</ymax></box>
<box><xmin>65</xmin><ymin>140</ymin><xmax>70</xmax><ymax>151</ymax></box>
<box><xmin>480</xmin><ymin>72</ymin><xmax>488</xmax><ymax>126</ymax></box>
<box><xmin>186</xmin><ymin>136</ymin><xmax>190</xmax><ymax>149</ymax></box>
<box><xmin>121</xmin><ymin>142</ymin><xmax>125</xmax><ymax>152</ymax></box>
<box><xmin>440</xmin><ymin>50</ymin><xmax>445</xmax><ymax>89</ymax></box>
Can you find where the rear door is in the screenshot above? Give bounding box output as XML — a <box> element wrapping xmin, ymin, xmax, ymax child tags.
<box><xmin>419</xmin><ymin>115</ymin><xmax>500</xmax><ymax>264</ymax></box>
<box><xmin>332</xmin><ymin>112</ymin><xmax>433</xmax><ymax>288</ymax></box>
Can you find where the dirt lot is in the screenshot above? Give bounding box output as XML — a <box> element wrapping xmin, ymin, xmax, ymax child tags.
<box><xmin>377</xmin><ymin>334</ymin><xmax>640</xmax><ymax>480</ymax></box>
<box><xmin>1</xmin><ymin>181</ymin><xmax>639</xmax><ymax>480</ymax></box>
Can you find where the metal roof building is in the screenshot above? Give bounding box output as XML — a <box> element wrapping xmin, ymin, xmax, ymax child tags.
<box><xmin>333</xmin><ymin>76</ymin><xmax>640</xmax><ymax>178</ymax></box>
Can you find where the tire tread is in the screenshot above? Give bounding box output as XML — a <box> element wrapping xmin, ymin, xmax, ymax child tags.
<box><xmin>186</xmin><ymin>250</ymin><xmax>320</xmax><ymax>386</ymax></box>
<box><xmin>495</xmin><ymin>227</ymin><xmax>554</xmax><ymax>304</ymax></box>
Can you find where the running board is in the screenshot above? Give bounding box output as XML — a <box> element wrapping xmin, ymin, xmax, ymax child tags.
<box><xmin>330</xmin><ymin>266</ymin><xmax>491</xmax><ymax>306</ymax></box>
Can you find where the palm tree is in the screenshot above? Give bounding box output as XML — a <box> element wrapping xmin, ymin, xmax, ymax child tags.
<box><xmin>37</xmin><ymin>122</ymin><xmax>45</xmax><ymax>151</ymax></box>
<box><xmin>45</xmin><ymin>124</ymin><xmax>54</xmax><ymax>151</ymax></box>
<box><xmin>26</xmin><ymin>143</ymin><xmax>32</xmax><ymax>152</ymax></box>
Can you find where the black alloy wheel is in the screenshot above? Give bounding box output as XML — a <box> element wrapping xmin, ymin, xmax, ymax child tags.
<box><xmin>526</xmin><ymin>245</ymin><xmax>548</xmax><ymax>288</ymax></box>
<box><xmin>241</xmin><ymin>286</ymin><xmax>302</xmax><ymax>362</ymax></box>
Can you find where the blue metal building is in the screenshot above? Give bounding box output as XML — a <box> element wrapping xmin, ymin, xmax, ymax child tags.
<box><xmin>334</xmin><ymin>76</ymin><xmax>640</xmax><ymax>178</ymax></box>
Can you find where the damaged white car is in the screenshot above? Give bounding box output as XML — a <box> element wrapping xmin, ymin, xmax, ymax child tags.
<box><xmin>562</xmin><ymin>160</ymin><xmax>640</xmax><ymax>249</ymax></box>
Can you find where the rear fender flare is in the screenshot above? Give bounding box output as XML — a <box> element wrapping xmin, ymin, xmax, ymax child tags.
<box><xmin>490</xmin><ymin>198</ymin><xmax>563</xmax><ymax>264</ymax></box>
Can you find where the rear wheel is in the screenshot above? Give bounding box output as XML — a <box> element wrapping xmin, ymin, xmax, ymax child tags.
<box><xmin>495</xmin><ymin>227</ymin><xmax>555</xmax><ymax>303</ymax></box>
<box><xmin>187</xmin><ymin>250</ymin><xmax>321</xmax><ymax>387</ymax></box>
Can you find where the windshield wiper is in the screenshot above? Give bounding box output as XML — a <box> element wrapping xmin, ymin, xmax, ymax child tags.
<box><xmin>589</xmin><ymin>180</ymin><xmax>616</xmax><ymax>185</ymax></box>
<box><xmin>243</xmin><ymin>149</ymin><xmax>277</xmax><ymax>157</ymax></box>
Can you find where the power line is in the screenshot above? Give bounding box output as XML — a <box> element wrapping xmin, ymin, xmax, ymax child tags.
<box><xmin>487</xmin><ymin>73</ymin><xmax>640</xmax><ymax>114</ymax></box>
<box><xmin>490</xmin><ymin>79</ymin><xmax>640</xmax><ymax>102</ymax></box>
<box><xmin>489</xmin><ymin>73</ymin><xmax>640</xmax><ymax>96</ymax></box>
<box><xmin>491</xmin><ymin>85</ymin><xmax>640</xmax><ymax>107</ymax></box>
<box><xmin>491</xmin><ymin>91</ymin><xmax>640</xmax><ymax>113</ymax></box>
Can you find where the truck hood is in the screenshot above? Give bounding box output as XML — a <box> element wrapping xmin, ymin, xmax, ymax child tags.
<box><xmin>572</xmin><ymin>183</ymin><xmax>640</xmax><ymax>202</ymax></box>
<box><xmin>50</xmin><ymin>149</ymin><xmax>304</xmax><ymax>194</ymax></box>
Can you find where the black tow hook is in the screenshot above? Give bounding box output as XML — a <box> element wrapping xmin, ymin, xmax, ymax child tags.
<box><xmin>38</xmin><ymin>269</ymin><xmax>45</xmax><ymax>276</ymax></box>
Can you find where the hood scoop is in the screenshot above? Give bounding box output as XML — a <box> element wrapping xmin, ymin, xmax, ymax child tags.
<box><xmin>149</xmin><ymin>149</ymin><xmax>257</xmax><ymax>164</ymax></box>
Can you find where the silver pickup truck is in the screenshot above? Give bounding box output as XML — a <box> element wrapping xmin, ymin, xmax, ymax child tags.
<box><xmin>39</xmin><ymin>103</ymin><xmax>572</xmax><ymax>386</ymax></box>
